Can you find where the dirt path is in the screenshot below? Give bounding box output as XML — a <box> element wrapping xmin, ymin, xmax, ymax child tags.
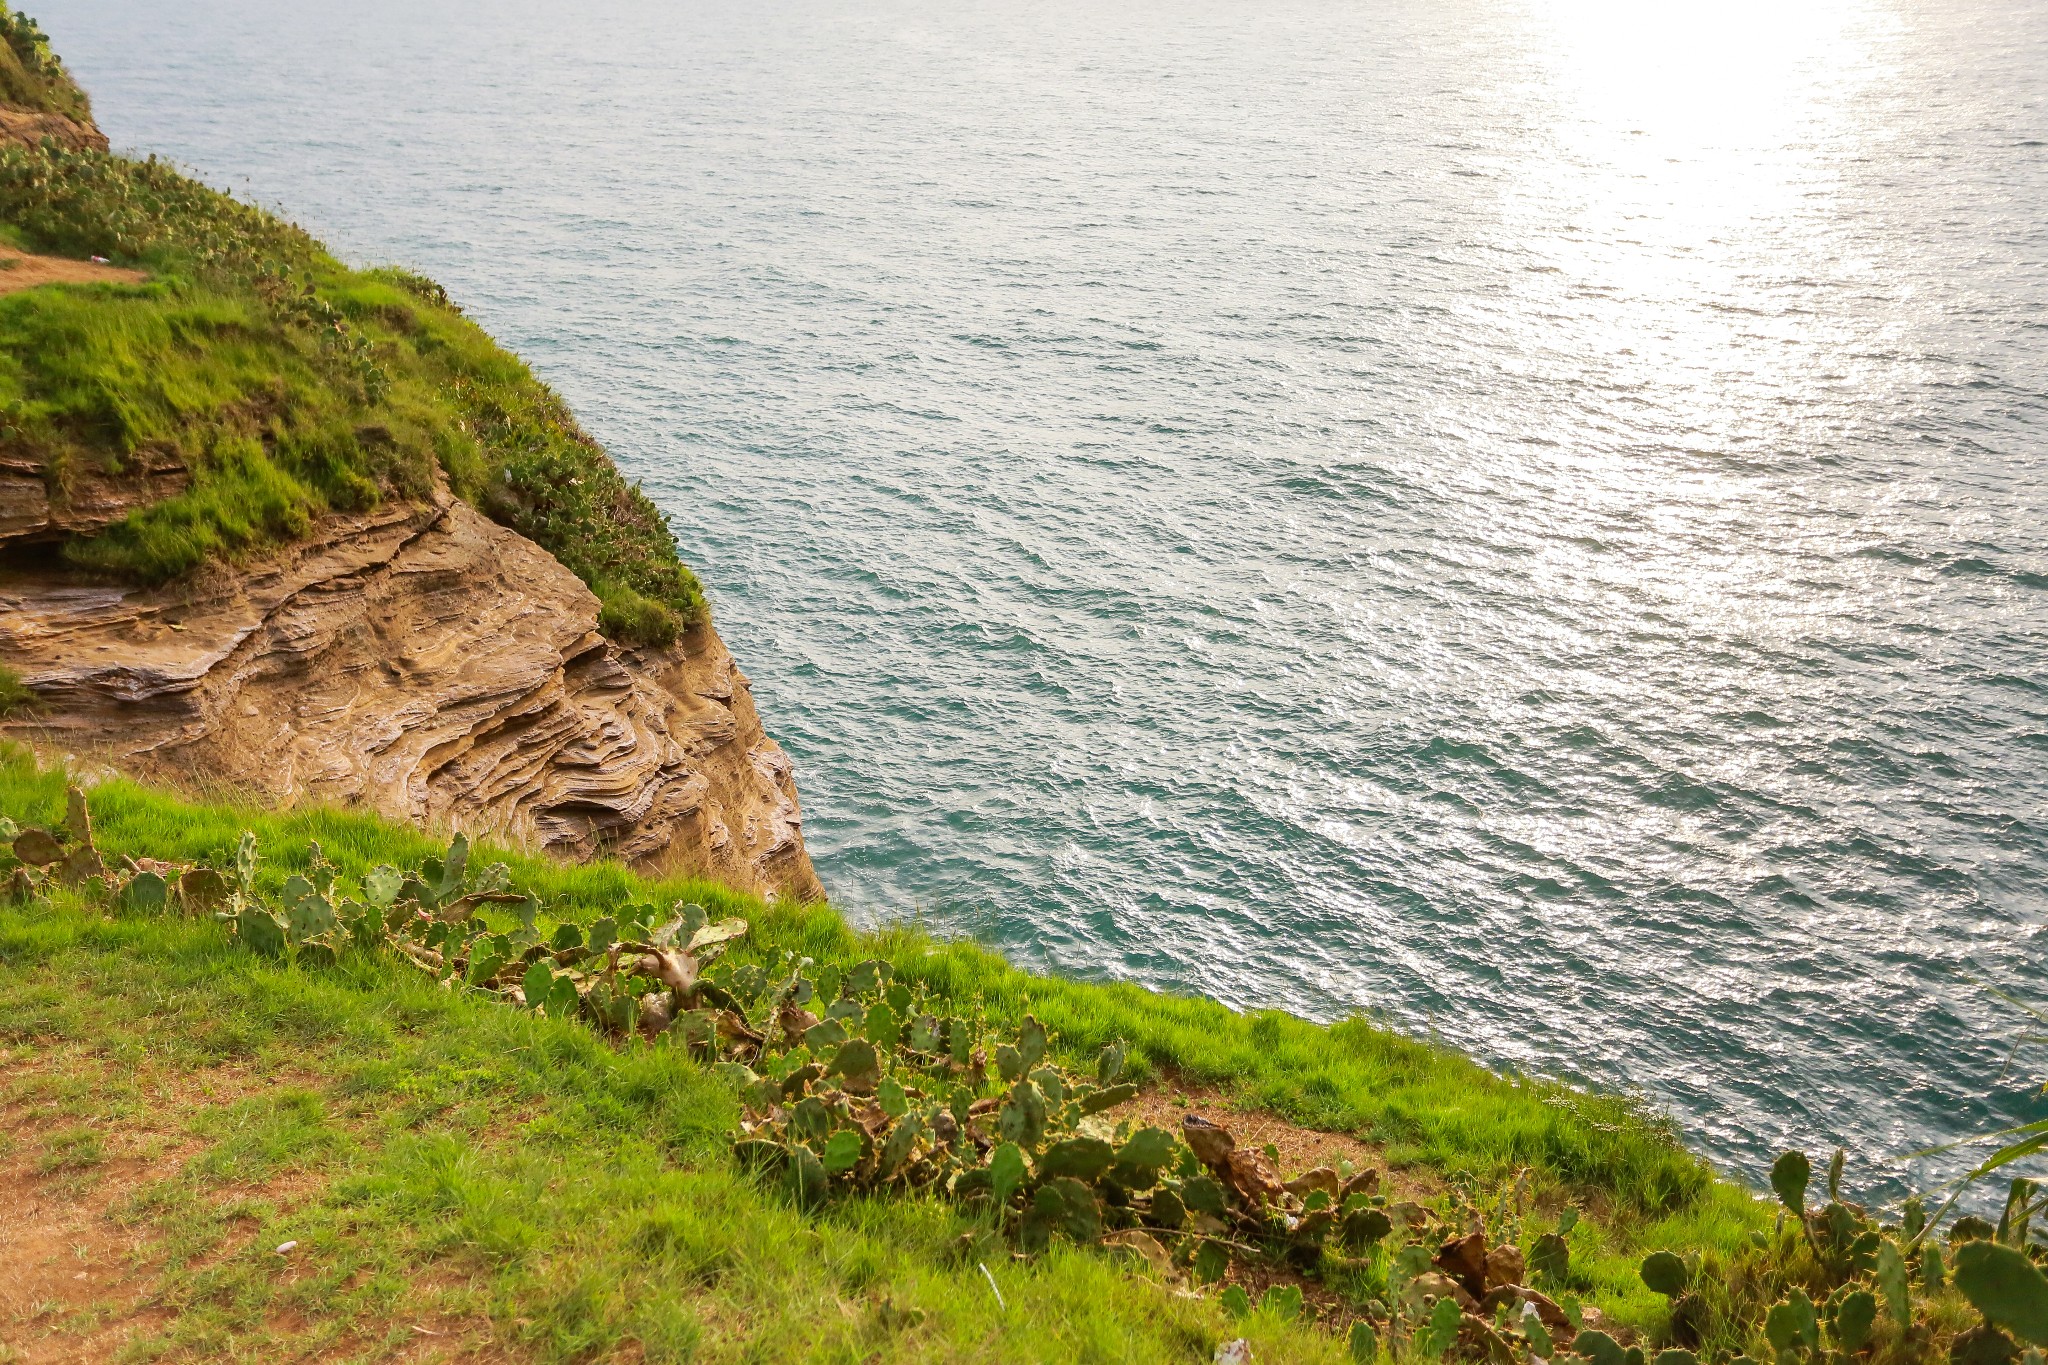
<box><xmin>0</xmin><ymin>1051</ymin><xmax>499</xmax><ymax>1364</ymax></box>
<box><xmin>0</xmin><ymin>244</ymin><xmax>145</xmax><ymax>295</ymax></box>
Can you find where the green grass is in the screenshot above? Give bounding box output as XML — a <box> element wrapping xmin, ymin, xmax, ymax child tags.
<box><xmin>0</xmin><ymin>135</ymin><xmax>701</xmax><ymax>645</ymax></box>
<box><xmin>0</xmin><ymin>662</ymin><xmax>30</xmax><ymax>714</ymax></box>
<box><xmin>0</xmin><ymin>9</ymin><xmax>90</xmax><ymax>121</ymax></box>
<box><xmin>0</xmin><ymin>747</ymin><xmax>1714</xmax><ymax>1205</ymax></box>
<box><xmin>2</xmin><ymin>889</ymin><xmax>1358</xmax><ymax>1363</ymax></box>
<box><xmin>0</xmin><ymin>749</ymin><xmax>1777</xmax><ymax>1357</ymax></box>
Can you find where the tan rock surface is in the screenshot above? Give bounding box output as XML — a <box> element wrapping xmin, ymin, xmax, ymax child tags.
<box><xmin>0</xmin><ymin>494</ymin><xmax>824</xmax><ymax>903</ymax></box>
<box><xmin>0</xmin><ymin>106</ymin><xmax>108</xmax><ymax>153</ymax></box>
<box><xmin>0</xmin><ymin>444</ymin><xmax>185</xmax><ymax>546</ymax></box>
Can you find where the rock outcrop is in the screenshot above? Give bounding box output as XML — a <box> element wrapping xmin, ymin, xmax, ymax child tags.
<box><xmin>0</xmin><ymin>493</ymin><xmax>823</xmax><ymax>903</ymax></box>
<box><xmin>0</xmin><ymin>106</ymin><xmax>107</xmax><ymax>153</ymax></box>
<box><xmin>0</xmin><ymin>443</ymin><xmax>183</xmax><ymax>543</ymax></box>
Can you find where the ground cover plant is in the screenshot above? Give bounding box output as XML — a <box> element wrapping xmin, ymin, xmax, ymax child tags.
<box><xmin>0</xmin><ymin>15</ymin><xmax>701</xmax><ymax>644</ymax></box>
<box><xmin>0</xmin><ymin>749</ymin><xmax>1731</xmax><ymax>1217</ymax></box>
<box><xmin>0</xmin><ymin>8</ymin><xmax>87</xmax><ymax>120</ymax></box>
<box><xmin>0</xmin><ymin>755</ymin><xmax>1734</xmax><ymax>1357</ymax></box>
<box><xmin>12</xmin><ymin>765</ymin><xmax>2048</xmax><ymax>1358</ymax></box>
<box><xmin>2</xmin><ymin>859</ymin><xmax>1278</xmax><ymax>1363</ymax></box>
<box><xmin>8</xmin><ymin>754</ymin><xmax>2045</xmax><ymax>1363</ymax></box>
<box><xmin>0</xmin><ymin>790</ymin><xmax>1618</xmax><ymax>1357</ymax></box>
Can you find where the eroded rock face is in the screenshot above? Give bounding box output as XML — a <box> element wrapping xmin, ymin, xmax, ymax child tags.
<box><xmin>0</xmin><ymin>447</ymin><xmax>188</xmax><ymax>545</ymax></box>
<box><xmin>0</xmin><ymin>107</ymin><xmax>109</xmax><ymax>153</ymax></box>
<box><xmin>0</xmin><ymin>495</ymin><xmax>823</xmax><ymax>903</ymax></box>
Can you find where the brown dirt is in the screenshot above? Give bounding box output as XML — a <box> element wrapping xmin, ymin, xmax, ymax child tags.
<box><xmin>0</xmin><ymin>1050</ymin><xmax>508</xmax><ymax>1363</ymax></box>
<box><xmin>1109</xmin><ymin>1081</ymin><xmax>1441</xmax><ymax>1202</ymax></box>
<box><xmin>0</xmin><ymin>244</ymin><xmax>145</xmax><ymax>295</ymax></box>
<box><xmin>0</xmin><ymin>1061</ymin><xmax>194</xmax><ymax>1364</ymax></box>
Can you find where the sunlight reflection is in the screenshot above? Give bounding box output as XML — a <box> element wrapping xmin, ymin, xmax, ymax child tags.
<box><xmin>1531</xmin><ymin>0</ymin><xmax>1895</xmax><ymax>155</ymax></box>
<box><xmin>1489</xmin><ymin>0</ymin><xmax>1906</xmax><ymax>636</ymax></box>
<box><xmin>1517</xmin><ymin>0</ymin><xmax>1901</xmax><ymax>272</ymax></box>
<box><xmin>1490</xmin><ymin>0</ymin><xmax>1900</xmax><ymax>421</ymax></box>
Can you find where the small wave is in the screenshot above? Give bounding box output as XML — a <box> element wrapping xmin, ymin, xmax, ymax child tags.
<box><xmin>142</xmin><ymin>0</ymin><xmax>2048</xmax><ymax>1202</ymax></box>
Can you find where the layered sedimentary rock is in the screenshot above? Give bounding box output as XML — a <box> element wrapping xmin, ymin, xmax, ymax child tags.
<box><xmin>0</xmin><ymin>445</ymin><xmax>185</xmax><ymax>543</ymax></box>
<box><xmin>0</xmin><ymin>494</ymin><xmax>823</xmax><ymax>903</ymax></box>
<box><xmin>0</xmin><ymin>106</ymin><xmax>108</xmax><ymax>153</ymax></box>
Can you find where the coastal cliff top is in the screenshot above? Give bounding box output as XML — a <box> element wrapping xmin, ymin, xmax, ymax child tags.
<box><xmin>0</xmin><ymin>39</ymin><xmax>702</xmax><ymax>647</ymax></box>
<box><xmin>0</xmin><ymin>9</ymin><xmax>88</xmax><ymax>123</ymax></box>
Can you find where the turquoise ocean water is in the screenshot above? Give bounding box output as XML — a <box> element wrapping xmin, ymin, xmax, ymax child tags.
<box><xmin>41</xmin><ymin>0</ymin><xmax>2048</xmax><ymax>1195</ymax></box>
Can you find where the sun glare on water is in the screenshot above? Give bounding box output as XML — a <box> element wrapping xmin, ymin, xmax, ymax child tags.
<box><xmin>1533</xmin><ymin>0</ymin><xmax>1897</xmax><ymax>144</ymax></box>
<box><xmin>1479</xmin><ymin>0</ymin><xmax>1910</xmax><ymax>629</ymax></box>
<box><xmin>1515</xmin><ymin>0</ymin><xmax>1903</xmax><ymax>305</ymax></box>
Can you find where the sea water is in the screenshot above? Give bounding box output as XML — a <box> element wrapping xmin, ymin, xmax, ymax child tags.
<box><xmin>42</xmin><ymin>0</ymin><xmax>2048</xmax><ymax>1195</ymax></box>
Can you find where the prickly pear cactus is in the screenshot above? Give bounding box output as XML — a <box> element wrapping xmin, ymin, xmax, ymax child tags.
<box><xmin>10</xmin><ymin>786</ymin><xmax>2038</xmax><ymax>1365</ymax></box>
<box><xmin>684</xmin><ymin>949</ymin><xmax>1464</xmax><ymax>1320</ymax></box>
<box><xmin>117</xmin><ymin>870</ymin><xmax>168</xmax><ymax>913</ymax></box>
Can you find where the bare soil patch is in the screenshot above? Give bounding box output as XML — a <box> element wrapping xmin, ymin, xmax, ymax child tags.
<box><xmin>0</xmin><ymin>1051</ymin><xmax>504</xmax><ymax>1363</ymax></box>
<box><xmin>0</xmin><ymin>1124</ymin><xmax>176</xmax><ymax>1363</ymax></box>
<box><xmin>1110</xmin><ymin>1081</ymin><xmax>1440</xmax><ymax>1202</ymax></box>
<box><xmin>0</xmin><ymin>244</ymin><xmax>145</xmax><ymax>295</ymax></box>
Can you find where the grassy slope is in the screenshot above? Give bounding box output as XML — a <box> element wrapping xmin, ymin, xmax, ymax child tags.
<box><xmin>0</xmin><ymin>80</ymin><xmax>699</xmax><ymax>643</ymax></box>
<box><xmin>0</xmin><ymin>20</ymin><xmax>1776</xmax><ymax>1358</ymax></box>
<box><xmin>0</xmin><ymin>10</ymin><xmax>89</xmax><ymax>122</ymax></box>
<box><xmin>6</xmin><ymin>895</ymin><xmax>1299</xmax><ymax>1364</ymax></box>
<box><xmin>0</xmin><ymin>753</ymin><xmax>1772</xmax><ymax>1361</ymax></box>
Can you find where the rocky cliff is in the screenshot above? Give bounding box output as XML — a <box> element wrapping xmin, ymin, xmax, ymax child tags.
<box><xmin>0</xmin><ymin>24</ymin><xmax>823</xmax><ymax>903</ymax></box>
<box><xmin>0</xmin><ymin>104</ymin><xmax>104</xmax><ymax>152</ymax></box>
<box><xmin>0</xmin><ymin>491</ymin><xmax>824</xmax><ymax>903</ymax></box>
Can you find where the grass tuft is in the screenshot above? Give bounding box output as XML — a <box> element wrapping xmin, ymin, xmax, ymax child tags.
<box><xmin>0</xmin><ymin>662</ymin><xmax>31</xmax><ymax>714</ymax></box>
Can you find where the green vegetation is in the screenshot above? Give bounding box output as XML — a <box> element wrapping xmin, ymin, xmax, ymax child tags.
<box><xmin>5</xmin><ymin>867</ymin><xmax>1271</xmax><ymax>1362</ymax></box>
<box><xmin>0</xmin><ymin>661</ymin><xmax>30</xmax><ymax>714</ymax></box>
<box><xmin>0</xmin><ymin>748</ymin><xmax>1719</xmax><ymax>1214</ymax></box>
<box><xmin>0</xmin><ymin>750</ymin><xmax>1783</xmax><ymax>1363</ymax></box>
<box><xmin>0</xmin><ymin>51</ymin><xmax>701</xmax><ymax>643</ymax></box>
<box><xmin>6</xmin><ymin>755</ymin><xmax>2045</xmax><ymax>1363</ymax></box>
<box><xmin>6</xmin><ymin>16</ymin><xmax>2041</xmax><ymax>1364</ymax></box>
<box><xmin>21</xmin><ymin>794</ymin><xmax>1573</xmax><ymax>1330</ymax></box>
<box><xmin>0</xmin><ymin>7</ymin><xmax>88</xmax><ymax>120</ymax></box>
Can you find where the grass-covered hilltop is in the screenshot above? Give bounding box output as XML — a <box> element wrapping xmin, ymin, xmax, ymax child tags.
<box><xmin>0</xmin><ymin>9</ymin><xmax>698</xmax><ymax>645</ymax></box>
<box><xmin>3</xmin><ymin>12</ymin><xmax>2045</xmax><ymax>1365</ymax></box>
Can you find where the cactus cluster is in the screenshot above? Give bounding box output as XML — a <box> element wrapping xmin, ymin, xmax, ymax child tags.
<box><xmin>14</xmin><ymin>788</ymin><xmax>2048</xmax><ymax>1362</ymax></box>
<box><xmin>4</xmin><ymin>795</ymin><xmax>1575</xmax><ymax>1341</ymax></box>
<box><xmin>254</xmin><ymin>264</ymin><xmax>393</xmax><ymax>403</ymax></box>
<box><xmin>685</xmin><ymin>948</ymin><xmax>1372</xmax><ymax>1267</ymax></box>
<box><xmin>222</xmin><ymin>834</ymin><xmax>753</xmax><ymax>1035</ymax></box>
<box><xmin>1688</xmin><ymin>1149</ymin><xmax>2048</xmax><ymax>1365</ymax></box>
<box><xmin>1361</xmin><ymin>1218</ymin><xmax>1595</xmax><ymax>1365</ymax></box>
<box><xmin>0</xmin><ymin>8</ymin><xmax>65</xmax><ymax>79</ymax></box>
<box><xmin>1</xmin><ymin>791</ymin><xmax>747</xmax><ymax>1036</ymax></box>
<box><xmin>643</xmin><ymin>944</ymin><xmax>1618</xmax><ymax>1353</ymax></box>
<box><xmin>4</xmin><ymin>787</ymin><xmax>113</xmax><ymax>897</ymax></box>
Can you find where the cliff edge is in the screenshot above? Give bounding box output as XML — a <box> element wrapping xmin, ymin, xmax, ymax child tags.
<box><xmin>0</xmin><ymin>15</ymin><xmax>822</xmax><ymax>901</ymax></box>
<box><xmin>0</xmin><ymin>493</ymin><xmax>822</xmax><ymax>901</ymax></box>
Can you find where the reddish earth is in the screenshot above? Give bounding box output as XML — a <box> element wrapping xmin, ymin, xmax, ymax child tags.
<box><xmin>1109</xmin><ymin>1080</ymin><xmax>1440</xmax><ymax>1203</ymax></box>
<box><xmin>0</xmin><ymin>1053</ymin><xmax>503</xmax><ymax>1363</ymax></box>
<box><xmin>0</xmin><ymin>244</ymin><xmax>144</xmax><ymax>295</ymax></box>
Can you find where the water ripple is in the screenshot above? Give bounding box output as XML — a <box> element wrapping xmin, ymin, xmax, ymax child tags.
<box><xmin>47</xmin><ymin>0</ymin><xmax>2048</xmax><ymax>1199</ymax></box>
